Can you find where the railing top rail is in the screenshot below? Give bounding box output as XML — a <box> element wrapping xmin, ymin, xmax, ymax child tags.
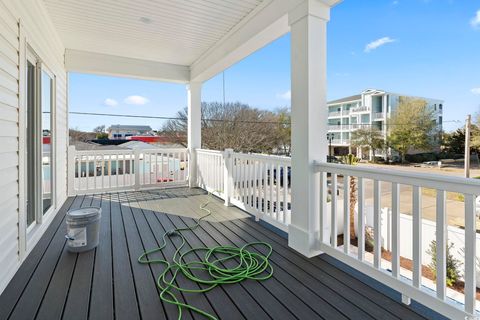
<box><xmin>74</xmin><ymin>148</ymin><xmax>187</xmax><ymax>156</ymax></box>
<box><xmin>314</xmin><ymin>161</ymin><xmax>480</xmax><ymax>195</ymax></box>
<box><xmin>233</xmin><ymin>152</ymin><xmax>291</xmax><ymax>164</ymax></box>
<box><xmin>196</xmin><ymin>149</ymin><xmax>224</xmax><ymax>155</ymax></box>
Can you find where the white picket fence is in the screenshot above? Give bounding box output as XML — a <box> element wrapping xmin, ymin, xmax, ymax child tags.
<box><xmin>196</xmin><ymin>149</ymin><xmax>291</xmax><ymax>232</ymax></box>
<box><xmin>315</xmin><ymin>162</ymin><xmax>480</xmax><ymax>319</ymax></box>
<box><xmin>68</xmin><ymin>146</ymin><xmax>188</xmax><ymax>195</ymax></box>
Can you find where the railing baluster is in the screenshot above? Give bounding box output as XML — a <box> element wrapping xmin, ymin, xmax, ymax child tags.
<box><xmin>93</xmin><ymin>155</ymin><xmax>97</xmax><ymax>190</ymax></box>
<box><xmin>108</xmin><ymin>155</ymin><xmax>112</xmax><ymax>189</ymax></box>
<box><xmin>392</xmin><ymin>182</ymin><xmax>400</xmax><ymax>278</ymax></box>
<box><xmin>248</xmin><ymin>159</ymin><xmax>252</xmax><ymax>206</ymax></box>
<box><xmin>264</xmin><ymin>161</ymin><xmax>268</xmax><ymax>215</ymax></box>
<box><xmin>276</xmin><ymin>163</ymin><xmax>281</xmax><ymax>221</ymax></box>
<box><xmin>253</xmin><ymin>160</ymin><xmax>257</xmax><ymax>212</ymax></box>
<box><xmin>269</xmin><ymin>162</ymin><xmax>274</xmax><ymax>218</ymax></box>
<box><xmin>319</xmin><ymin>171</ymin><xmax>328</xmax><ymax>243</ymax></box>
<box><xmin>357</xmin><ymin>177</ymin><xmax>365</xmax><ymax>261</ymax></box>
<box><xmin>77</xmin><ymin>155</ymin><xmax>81</xmax><ymax>191</ymax></box>
<box><xmin>344</xmin><ymin>175</ymin><xmax>350</xmax><ymax>254</ymax></box>
<box><xmin>373</xmin><ymin>180</ymin><xmax>381</xmax><ymax>268</ymax></box>
<box><xmin>464</xmin><ymin>193</ymin><xmax>476</xmax><ymax>314</ymax></box>
<box><xmin>331</xmin><ymin>173</ymin><xmax>338</xmax><ymax>247</ymax></box>
<box><xmin>436</xmin><ymin>189</ymin><xmax>446</xmax><ymax>300</ymax></box>
<box><xmin>412</xmin><ymin>186</ymin><xmax>422</xmax><ymax>288</ymax></box>
<box><xmin>116</xmin><ymin>154</ymin><xmax>119</xmax><ymax>188</ymax></box>
<box><xmin>101</xmin><ymin>155</ymin><xmax>105</xmax><ymax>190</ymax></box>
<box><xmin>155</xmin><ymin>151</ymin><xmax>158</xmax><ymax>184</ymax></box>
<box><xmin>122</xmin><ymin>154</ymin><xmax>127</xmax><ymax>186</ymax></box>
<box><xmin>86</xmin><ymin>157</ymin><xmax>90</xmax><ymax>191</ymax></box>
<box><xmin>283</xmin><ymin>164</ymin><xmax>288</xmax><ymax>224</ymax></box>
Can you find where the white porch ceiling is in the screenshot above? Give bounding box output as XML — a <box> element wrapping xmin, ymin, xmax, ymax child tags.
<box><xmin>43</xmin><ymin>0</ymin><xmax>265</xmax><ymax>67</ymax></box>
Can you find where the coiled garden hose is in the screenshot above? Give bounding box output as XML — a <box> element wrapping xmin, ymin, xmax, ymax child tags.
<box><xmin>138</xmin><ymin>195</ymin><xmax>274</xmax><ymax>320</ymax></box>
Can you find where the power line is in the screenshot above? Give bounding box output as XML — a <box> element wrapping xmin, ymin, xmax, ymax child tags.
<box><xmin>56</xmin><ymin>111</ymin><xmax>462</xmax><ymax>126</ymax></box>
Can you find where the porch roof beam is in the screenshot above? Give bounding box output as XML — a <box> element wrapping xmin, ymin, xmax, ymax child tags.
<box><xmin>65</xmin><ymin>49</ymin><xmax>190</xmax><ymax>83</ymax></box>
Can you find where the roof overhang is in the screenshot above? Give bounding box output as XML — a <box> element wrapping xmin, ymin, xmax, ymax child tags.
<box><xmin>45</xmin><ymin>0</ymin><xmax>342</xmax><ymax>83</ymax></box>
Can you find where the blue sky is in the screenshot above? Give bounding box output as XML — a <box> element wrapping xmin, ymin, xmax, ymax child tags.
<box><xmin>69</xmin><ymin>0</ymin><xmax>480</xmax><ymax>132</ymax></box>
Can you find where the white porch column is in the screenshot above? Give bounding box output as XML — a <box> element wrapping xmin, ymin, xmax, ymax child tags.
<box><xmin>288</xmin><ymin>0</ymin><xmax>334</xmax><ymax>257</ymax></box>
<box><xmin>187</xmin><ymin>82</ymin><xmax>202</xmax><ymax>188</ymax></box>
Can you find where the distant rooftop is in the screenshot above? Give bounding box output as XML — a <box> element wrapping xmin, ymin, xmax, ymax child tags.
<box><xmin>107</xmin><ymin>125</ymin><xmax>153</xmax><ymax>132</ymax></box>
<box><xmin>70</xmin><ymin>141</ymin><xmax>125</xmax><ymax>151</ymax></box>
<box><xmin>327</xmin><ymin>95</ymin><xmax>361</xmax><ymax>105</ymax></box>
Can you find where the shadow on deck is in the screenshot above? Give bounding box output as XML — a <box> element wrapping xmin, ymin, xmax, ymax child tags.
<box><xmin>0</xmin><ymin>187</ymin><xmax>439</xmax><ymax>320</ymax></box>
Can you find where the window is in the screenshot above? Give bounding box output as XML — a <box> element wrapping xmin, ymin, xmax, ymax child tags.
<box><xmin>439</xmin><ymin>104</ymin><xmax>443</xmax><ymax>110</ymax></box>
<box><xmin>439</xmin><ymin>116</ymin><xmax>443</xmax><ymax>125</ymax></box>
<box><xmin>25</xmin><ymin>47</ymin><xmax>55</xmax><ymax>228</ymax></box>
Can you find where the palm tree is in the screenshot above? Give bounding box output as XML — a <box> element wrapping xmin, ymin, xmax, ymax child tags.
<box><xmin>340</xmin><ymin>154</ymin><xmax>359</xmax><ymax>240</ymax></box>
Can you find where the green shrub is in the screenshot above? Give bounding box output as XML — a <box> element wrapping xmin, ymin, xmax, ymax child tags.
<box><xmin>426</xmin><ymin>240</ymin><xmax>462</xmax><ymax>287</ymax></box>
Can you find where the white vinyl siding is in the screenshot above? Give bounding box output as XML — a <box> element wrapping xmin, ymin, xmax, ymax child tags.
<box><xmin>0</xmin><ymin>0</ymin><xmax>68</xmax><ymax>294</ymax></box>
<box><xmin>0</xmin><ymin>0</ymin><xmax>20</xmax><ymax>293</ymax></box>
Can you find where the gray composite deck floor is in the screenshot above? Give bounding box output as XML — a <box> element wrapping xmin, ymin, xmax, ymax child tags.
<box><xmin>0</xmin><ymin>187</ymin><xmax>433</xmax><ymax>320</ymax></box>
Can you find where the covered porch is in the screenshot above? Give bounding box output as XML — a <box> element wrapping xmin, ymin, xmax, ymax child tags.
<box><xmin>0</xmin><ymin>0</ymin><xmax>478</xmax><ymax>319</ymax></box>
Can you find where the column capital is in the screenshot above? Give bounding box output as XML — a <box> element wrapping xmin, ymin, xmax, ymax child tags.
<box><xmin>289</xmin><ymin>0</ymin><xmax>339</xmax><ymax>26</ymax></box>
<box><xmin>187</xmin><ymin>81</ymin><xmax>202</xmax><ymax>91</ymax></box>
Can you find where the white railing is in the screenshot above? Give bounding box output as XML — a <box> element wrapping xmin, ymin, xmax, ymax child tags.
<box><xmin>373</xmin><ymin>112</ymin><xmax>385</xmax><ymax>119</ymax></box>
<box><xmin>351</xmin><ymin>106</ymin><xmax>370</xmax><ymax>113</ymax></box>
<box><xmin>196</xmin><ymin>149</ymin><xmax>292</xmax><ymax>232</ymax></box>
<box><xmin>328</xmin><ymin>111</ymin><xmax>342</xmax><ymax>117</ymax></box>
<box><xmin>230</xmin><ymin>152</ymin><xmax>291</xmax><ymax>232</ymax></box>
<box><xmin>351</xmin><ymin>124</ymin><xmax>370</xmax><ymax>130</ymax></box>
<box><xmin>314</xmin><ymin>162</ymin><xmax>480</xmax><ymax>319</ymax></box>
<box><xmin>197</xmin><ymin>149</ymin><xmax>225</xmax><ymax>198</ymax></box>
<box><xmin>331</xmin><ymin>139</ymin><xmax>350</xmax><ymax>145</ymax></box>
<box><xmin>68</xmin><ymin>146</ymin><xmax>188</xmax><ymax>195</ymax></box>
<box><xmin>328</xmin><ymin>125</ymin><xmax>343</xmax><ymax>130</ymax></box>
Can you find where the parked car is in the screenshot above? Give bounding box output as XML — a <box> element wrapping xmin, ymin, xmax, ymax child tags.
<box><xmin>266</xmin><ymin>167</ymin><xmax>291</xmax><ymax>187</ymax></box>
<box><xmin>327</xmin><ymin>155</ymin><xmax>343</xmax><ymax>164</ymax></box>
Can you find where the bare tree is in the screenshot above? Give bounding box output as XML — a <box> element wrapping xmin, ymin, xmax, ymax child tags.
<box><xmin>161</xmin><ymin>102</ymin><xmax>290</xmax><ymax>153</ymax></box>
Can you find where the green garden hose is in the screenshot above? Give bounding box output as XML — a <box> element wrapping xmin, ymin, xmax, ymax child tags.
<box><xmin>138</xmin><ymin>195</ymin><xmax>274</xmax><ymax>320</ymax></box>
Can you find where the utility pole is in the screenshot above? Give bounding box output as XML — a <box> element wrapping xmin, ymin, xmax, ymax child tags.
<box><xmin>465</xmin><ymin>114</ymin><xmax>471</xmax><ymax>178</ymax></box>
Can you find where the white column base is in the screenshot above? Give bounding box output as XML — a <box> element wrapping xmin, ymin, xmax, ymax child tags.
<box><xmin>288</xmin><ymin>224</ymin><xmax>322</xmax><ymax>258</ymax></box>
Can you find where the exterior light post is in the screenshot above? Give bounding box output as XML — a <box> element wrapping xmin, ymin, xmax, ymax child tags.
<box><xmin>326</xmin><ymin>133</ymin><xmax>333</xmax><ymax>162</ymax></box>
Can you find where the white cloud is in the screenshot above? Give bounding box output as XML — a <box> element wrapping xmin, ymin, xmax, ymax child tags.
<box><xmin>124</xmin><ymin>95</ymin><xmax>150</xmax><ymax>105</ymax></box>
<box><xmin>471</xmin><ymin>88</ymin><xmax>480</xmax><ymax>95</ymax></box>
<box><xmin>471</xmin><ymin>10</ymin><xmax>480</xmax><ymax>29</ymax></box>
<box><xmin>276</xmin><ymin>90</ymin><xmax>291</xmax><ymax>100</ymax></box>
<box><xmin>103</xmin><ymin>98</ymin><xmax>118</xmax><ymax>106</ymax></box>
<box><xmin>364</xmin><ymin>37</ymin><xmax>396</xmax><ymax>53</ymax></box>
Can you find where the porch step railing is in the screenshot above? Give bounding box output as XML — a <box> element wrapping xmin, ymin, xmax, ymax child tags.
<box><xmin>68</xmin><ymin>146</ymin><xmax>188</xmax><ymax>195</ymax></box>
<box><xmin>196</xmin><ymin>149</ymin><xmax>291</xmax><ymax>232</ymax></box>
<box><xmin>315</xmin><ymin>162</ymin><xmax>480</xmax><ymax>319</ymax></box>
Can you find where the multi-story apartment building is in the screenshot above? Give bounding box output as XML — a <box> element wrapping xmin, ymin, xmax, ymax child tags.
<box><xmin>327</xmin><ymin>89</ymin><xmax>444</xmax><ymax>159</ymax></box>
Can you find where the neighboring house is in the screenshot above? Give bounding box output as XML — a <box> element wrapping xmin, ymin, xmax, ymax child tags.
<box><xmin>107</xmin><ymin>124</ymin><xmax>153</xmax><ymax>139</ymax></box>
<box><xmin>327</xmin><ymin>89</ymin><xmax>444</xmax><ymax>159</ymax></box>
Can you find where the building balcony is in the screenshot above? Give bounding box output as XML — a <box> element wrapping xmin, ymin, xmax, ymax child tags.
<box><xmin>373</xmin><ymin>112</ymin><xmax>385</xmax><ymax>120</ymax></box>
<box><xmin>328</xmin><ymin>111</ymin><xmax>342</xmax><ymax>118</ymax></box>
<box><xmin>351</xmin><ymin>106</ymin><xmax>370</xmax><ymax>113</ymax></box>
<box><xmin>328</xmin><ymin>124</ymin><xmax>348</xmax><ymax>131</ymax></box>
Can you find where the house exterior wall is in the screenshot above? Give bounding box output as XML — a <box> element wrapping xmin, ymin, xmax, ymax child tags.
<box><xmin>0</xmin><ymin>0</ymin><xmax>67</xmax><ymax>294</ymax></box>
